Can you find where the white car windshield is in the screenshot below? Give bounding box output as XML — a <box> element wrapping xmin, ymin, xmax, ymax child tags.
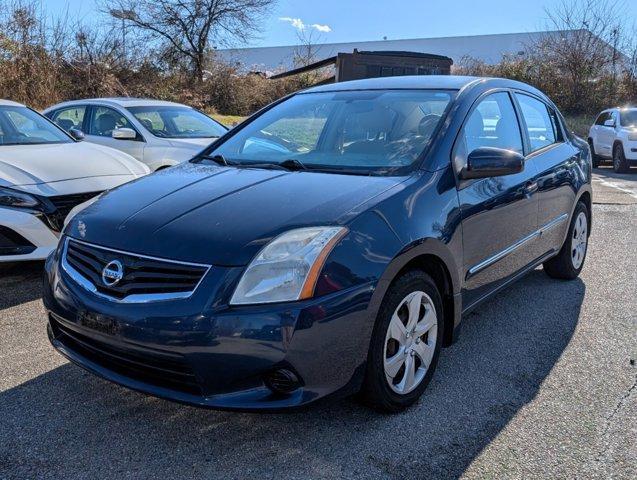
<box><xmin>204</xmin><ymin>89</ymin><xmax>454</xmax><ymax>175</ymax></box>
<box><xmin>127</xmin><ymin>106</ymin><xmax>227</xmax><ymax>139</ymax></box>
<box><xmin>620</xmin><ymin>109</ymin><xmax>637</xmax><ymax>128</ymax></box>
<box><xmin>0</xmin><ymin>106</ymin><xmax>71</xmax><ymax>146</ymax></box>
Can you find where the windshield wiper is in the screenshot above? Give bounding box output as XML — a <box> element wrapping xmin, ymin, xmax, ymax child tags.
<box><xmin>278</xmin><ymin>158</ymin><xmax>307</xmax><ymax>171</ymax></box>
<box><xmin>199</xmin><ymin>154</ymin><xmax>234</xmax><ymax>166</ymax></box>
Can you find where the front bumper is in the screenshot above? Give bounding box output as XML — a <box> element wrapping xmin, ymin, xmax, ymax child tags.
<box><xmin>0</xmin><ymin>207</ymin><xmax>58</xmax><ymax>262</ymax></box>
<box><xmin>43</xmin><ymin>249</ymin><xmax>376</xmax><ymax>411</ymax></box>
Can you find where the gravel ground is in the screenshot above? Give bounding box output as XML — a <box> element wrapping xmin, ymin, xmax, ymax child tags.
<box><xmin>1</xmin><ymin>171</ymin><xmax>635</xmax><ymax>480</ymax></box>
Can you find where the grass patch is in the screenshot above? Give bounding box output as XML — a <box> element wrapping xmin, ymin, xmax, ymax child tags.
<box><xmin>211</xmin><ymin>114</ymin><xmax>247</xmax><ymax>128</ymax></box>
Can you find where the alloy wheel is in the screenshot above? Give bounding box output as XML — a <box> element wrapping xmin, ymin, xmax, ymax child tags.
<box><xmin>571</xmin><ymin>211</ymin><xmax>588</xmax><ymax>269</ymax></box>
<box><xmin>383</xmin><ymin>291</ymin><xmax>437</xmax><ymax>395</ymax></box>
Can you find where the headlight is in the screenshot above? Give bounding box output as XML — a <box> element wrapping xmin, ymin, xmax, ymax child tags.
<box><xmin>0</xmin><ymin>187</ymin><xmax>40</xmax><ymax>209</ymax></box>
<box><xmin>230</xmin><ymin>226</ymin><xmax>348</xmax><ymax>305</ymax></box>
<box><xmin>627</xmin><ymin>131</ymin><xmax>637</xmax><ymax>141</ymax></box>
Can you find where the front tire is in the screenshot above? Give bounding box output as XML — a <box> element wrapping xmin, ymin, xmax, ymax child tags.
<box><xmin>613</xmin><ymin>143</ymin><xmax>629</xmax><ymax>173</ymax></box>
<box><xmin>361</xmin><ymin>270</ymin><xmax>443</xmax><ymax>412</ymax></box>
<box><xmin>543</xmin><ymin>201</ymin><xmax>589</xmax><ymax>280</ymax></box>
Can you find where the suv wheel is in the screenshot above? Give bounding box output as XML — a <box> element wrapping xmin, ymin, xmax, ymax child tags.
<box><xmin>543</xmin><ymin>201</ymin><xmax>589</xmax><ymax>280</ymax></box>
<box><xmin>361</xmin><ymin>270</ymin><xmax>443</xmax><ymax>412</ymax></box>
<box><xmin>588</xmin><ymin>139</ymin><xmax>600</xmax><ymax>168</ymax></box>
<box><xmin>613</xmin><ymin>143</ymin><xmax>629</xmax><ymax>173</ymax></box>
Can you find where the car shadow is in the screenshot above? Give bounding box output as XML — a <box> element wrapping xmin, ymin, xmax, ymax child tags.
<box><xmin>0</xmin><ymin>261</ymin><xmax>44</xmax><ymax>309</ymax></box>
<box><xmin>0</xmin><ymin>270</ymin><xmax>584</xmax><ymax>479</ymax></box>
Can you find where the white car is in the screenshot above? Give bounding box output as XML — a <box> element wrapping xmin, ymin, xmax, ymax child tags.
<box><xmin>0</xmin><ymin>100</ymin><xmax>149</xmax><ymax>263</ymax></box>
<box><xmin>588</xmin><ymin>107</ymin><xmax>637</xmax><ymax>172</ymax></box>
<box><xmin>43</xmin><ymin>98</ymin><xmax>228</xmax><ymax>171</ymax></box>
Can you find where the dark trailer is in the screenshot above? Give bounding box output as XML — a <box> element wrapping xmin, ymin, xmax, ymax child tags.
<box><xmin>270</xmin><ymin>50</ymin><xmax>453</xmax><ymax>85</ymax></box>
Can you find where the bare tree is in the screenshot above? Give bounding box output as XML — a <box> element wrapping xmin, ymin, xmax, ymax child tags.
<box><xmin>103</xmin><ymin>0</ymin><xmax>276</xmax><ymax>82</ymax></box>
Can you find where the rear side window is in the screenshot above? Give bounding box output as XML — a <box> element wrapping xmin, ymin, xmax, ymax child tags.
<box><xmin>515</xmin><ymin>94</ymin><xmax>559</xmax><ymax>152</ymax></box>
<box><xmin>51</xmin><ymin>106</ymin><xmax>86</xmax><ymax>132</ymax></box>
<box><xmin>459</xmin><ymin>91</ymin><xmax>524</xmax><ymax>159</ymax></box>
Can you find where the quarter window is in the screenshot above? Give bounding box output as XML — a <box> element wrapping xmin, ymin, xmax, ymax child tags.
<box><xmin>51</xmin><ymin>106</ymin><xmax>86</xmax><ymax>133</ymax></box>
<box><xmin>89</xmin><ymin>107</ymin><xmax>136</xmax><ymax>138</ymax></box>
<box><xmin>515</xmin><ymin>94</ymin><xmax>558</xmax><ymax>152</ymax></box>
<box><xmin>458</xmin><ymin>92</ymin><xmax>523</xmax><ymax>162</ymax></box>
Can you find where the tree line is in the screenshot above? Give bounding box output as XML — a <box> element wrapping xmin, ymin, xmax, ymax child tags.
<box><xmin>0</xmin><ymin>0</ymin><xmax>635</xmax><ymax>121</ymax></box>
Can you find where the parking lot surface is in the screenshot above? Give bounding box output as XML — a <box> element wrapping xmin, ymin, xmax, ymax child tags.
<box><xmin>1</xmin><ymin>170</ymin><xmax>635</xmax><ymax>480</ymax></box>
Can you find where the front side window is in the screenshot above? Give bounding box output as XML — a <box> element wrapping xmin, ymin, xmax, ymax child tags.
<box><xmin>515</xmin><ymin>94</ymin><xmax>558</xmax><ymax>152</ymax></box>
<box><xmin>594</xmin><ymin>112</ymin><xmax>609</xmax><ymax>125</ymax></box>
<box><xmin>619</xmin><ymin>109</ymin><xmax>637</xmax><ymax>127</ymax></box>
<box><xmin>0</xmin><ymin>106</ymin><xmax>71</xmax><ymax>146</ymax></box>
<box><xmin>51</xmin><ymin>106</ymin><xmax>86</xmax><ymax>133</ymax></box>
<box><xmin>127</xmin><ymin>106</ymin><xmax>226</xmax><ymax>139</ymax></box>
<box><xmin>205</xmin><ymin>89</ymin><xmax>454</xmax><ymax>175</ymax></box>
<box><xmin>89</xmin><ymin>107</ymin><xmax>136</xmax><ymax>138</ymax></box>
<box><xmin>457</xmin><ymin>92</ymin><xmax>523</xmax><ymax>163</ymax></box>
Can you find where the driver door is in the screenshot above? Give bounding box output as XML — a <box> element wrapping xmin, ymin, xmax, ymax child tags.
<box><xmin>455</xmin><ymin>91</ymin><xmax>539</xmax><ymax>308</ymax></box>
<box><xmin>85</xmin><ymin>106</ymin><xmax>145</xmax><ymax>162</ymax></box>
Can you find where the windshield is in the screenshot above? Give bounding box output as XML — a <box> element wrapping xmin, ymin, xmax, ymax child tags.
<box><xmin>203</xmin><ymin>89</ymin><xmax>454</xmax><ymax>175</ymax></box>
<box><xmin>127</xmin><ymin>106</ymin><xmax>227</xmax><ymax>139</ymax></box>
<box><xmin>0</xmin><ymin>106</ymin><xmax>71</xmax><ymax>146</ymax></box>
<box><xmin>620</xmin><ymin>109</ymin><xmax>637</xmax><ymax>128</ymax></box>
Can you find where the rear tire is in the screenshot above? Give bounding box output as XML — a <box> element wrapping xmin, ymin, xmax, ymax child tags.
<box><xmin>613</xmin><ymin>143</ymin><xmax>629</xmax><ymax>173</ymax></box>
<box><xmin>543</xmin><ymin>201</ymin><xmax>589</xmax><ymax>280</ymax></box>
<box><xmin>588</xmin><ymin>139</ymin><xmax>600</xmax><ymax>168</ymax></box>
<box><xmin>360</xmin><ymin>270</ymin><xmax>444</xmax><ymax>413</ymax></box>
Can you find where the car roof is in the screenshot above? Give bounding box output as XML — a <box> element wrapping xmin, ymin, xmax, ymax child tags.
<box><xmin>0</xmin><ymin>99</ymin><xmax>26</xmax><ymax>107</ymax></box>
<box><xmin>304</xmin><ymin>75</ymin><xmax>549</xmax><ymax>100</ymax></box>
<box><xmin>44</xmin><ymin>97</ymin><xmax>194</xmax><ymax>110</ymax></box>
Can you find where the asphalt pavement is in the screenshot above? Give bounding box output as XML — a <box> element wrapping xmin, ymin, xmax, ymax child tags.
<box><xmin>1</xmin><ymin>168</ymin><xmax>635</xmax><ymax>479</ymax></box>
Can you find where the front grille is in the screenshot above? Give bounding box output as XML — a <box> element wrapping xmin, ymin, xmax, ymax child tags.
<box><xmin>63</xmin><ymin>239</ymin><xmax>209</xmax><ymax>301</ymax></box>
<box><xmin>50</xmin><ymin>314</ymin><xmax>201</xmax><ymax>395</ymax></box>
<box><xmin>44</xmin><ymin>191</ymin><xmax>102</xmax><ymax>232</ymax></box>
<box><xmin>0</xmin><ymin>226</ymin><xmax>36</xmax><ymax>255</ymax></box>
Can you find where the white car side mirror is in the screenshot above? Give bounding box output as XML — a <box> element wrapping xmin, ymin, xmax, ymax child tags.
<box><xmin>603</xmin><ymin>119</ymin><xmax>616</xmax><ymax>128</ymax></box>
<box><xmin>112</xmin><ymin>128</ymin><xmax>137</xmax><ymax>140</ymax></box>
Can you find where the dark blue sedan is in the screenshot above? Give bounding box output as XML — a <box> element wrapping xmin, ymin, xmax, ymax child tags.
<box><xmin>43</xmin><ymin>76</ymin><xmax>592</xmax><ymax>412</ymax></box>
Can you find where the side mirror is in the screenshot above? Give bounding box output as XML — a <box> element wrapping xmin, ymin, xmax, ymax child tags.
<box><xmin>460</xmin><ymin>147</ymin><xmax>524</xmax><ymax>180</ymax></box>
<box><xmin>68</xmin><ymin>127</ymin><xmax>85</xmax><ymax>141</ymax></box>
<box><xmin>112</xmin><ymin>127</ymin><xmax>137</xmax><ymax>140</ymax></box>
<box><xmin>603</xmin><ymin>119</ymin><xmax>616</xmax><ymax>127</ymax></box>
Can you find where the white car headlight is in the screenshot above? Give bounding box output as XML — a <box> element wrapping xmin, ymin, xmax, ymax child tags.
<box><xmin>230</xmin><ymin>226</ymin><xmax>348</xmax><ymax>305</ymax></box>
<box><xmin>627</xmin><ymin>130</ymin><xmax>637</xmax><ymax>141</ymax></box>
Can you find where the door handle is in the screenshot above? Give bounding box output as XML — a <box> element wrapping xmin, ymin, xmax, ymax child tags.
<box><xmin>524</xmin><ymin>181</ymin><xmax>539</xmax><ymax>195</ymax></box>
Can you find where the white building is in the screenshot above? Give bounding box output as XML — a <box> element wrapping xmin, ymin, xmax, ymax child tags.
<box><xmin>216</xmin><ymin>30</ymin><xmax>578</xmax><ymax>74</ymax></box>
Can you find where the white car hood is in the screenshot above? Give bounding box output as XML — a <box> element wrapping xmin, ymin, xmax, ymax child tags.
<box><xmin>0</xmin><ymin>141</ymin><xmax>148</xmax><ymax>187</ymax></box>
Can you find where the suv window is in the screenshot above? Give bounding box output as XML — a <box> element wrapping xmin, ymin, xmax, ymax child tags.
<box><xmin>594</xmin><ymin>112</ymin><xmax>609</xmax><ymax>125</ymax></box>
<box><xmin>51</xmin><ymin>106</ymin><xmax>86</xmax><ymax>133</ymax></box>
<box><xmin>458</xmin><ymin>92</ymin><xmax>523</xmax><ymax>163</ymax></box>
<box><xmin>515</xmin><ymin>94</ymin><xmax>558</xmax><ymax>152</ymax></box>
<box><xmin>89</xmin><ymin>106</ymin><xmax>136</xmax><ymax>138</ymax></box>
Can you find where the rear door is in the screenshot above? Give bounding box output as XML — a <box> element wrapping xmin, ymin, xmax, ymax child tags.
<box><xmin>513</xmin><ymin>92</ymin><xmax>576</xmax><ymax>258</ymax></box>
<box><xmin>456</xmin><ymin>91</ymin><xmax>539</xmax><ymax>308</ymax></box>
<box><xmin>597</xmin><ymin>110</ymin><xmax>616</xmax><ymax>157</ymax></box>
<box><xmin>85</xmin><ymin>106</ymin><xmax>145</xmax><ymax>161</ymax></box>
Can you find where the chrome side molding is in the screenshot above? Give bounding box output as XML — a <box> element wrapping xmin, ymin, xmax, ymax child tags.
<box><xmin>467</xmin><ymin>213</ymin><xmax>568</xmax><ymax>278</ymax></box>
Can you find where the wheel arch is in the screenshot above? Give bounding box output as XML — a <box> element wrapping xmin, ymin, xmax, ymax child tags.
<box><xmin>367</xmin><ymin>239</ymin><xmax>462</xmax><ymax>348</ymax></box>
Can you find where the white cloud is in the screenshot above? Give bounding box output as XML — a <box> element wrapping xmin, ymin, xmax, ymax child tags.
<box><xmin>311</xmin><ymin>24</ymin><xmax>331</xmax><ymax>33</ymax></box>
<box><xmin>279</xmin><ymin>17</ymin><xmax>331</xmax><ymax>33</ymax></box>
<box><xmin>279</xmin><ymin>17</ymin><xmax>306</xmax><ymax>30</ymax></box>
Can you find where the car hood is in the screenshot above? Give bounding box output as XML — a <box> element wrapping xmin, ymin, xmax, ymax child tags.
<box><xmin>0</xmin><ymin>142</ymin><xmax>148</xmax><ymax>187</ymax></box>
<box><xmin>65</xmin><ymin>162</ymin><xmax>406</xmax><ymax>266</ymax></box>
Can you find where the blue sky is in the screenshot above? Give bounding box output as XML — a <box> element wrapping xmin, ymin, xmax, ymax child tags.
<box><xmin>44</xmin><ymin>0</ymin><xmax>637</xmax><ymax>48</ymax></box>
